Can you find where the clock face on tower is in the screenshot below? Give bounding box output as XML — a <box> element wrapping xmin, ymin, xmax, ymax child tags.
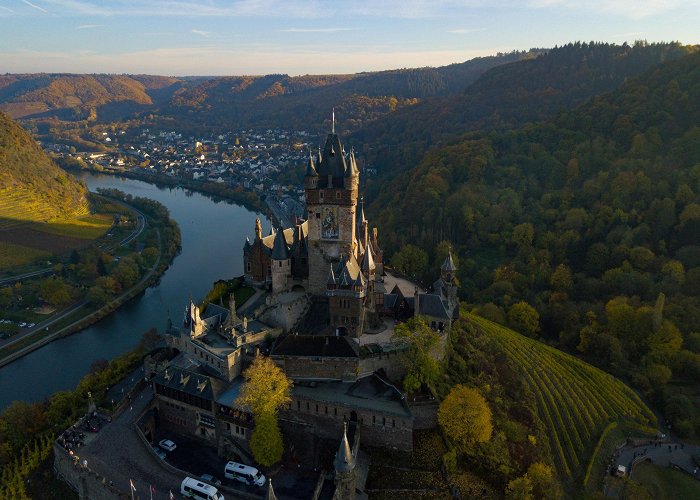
<box><xmin>322</xmin><ymin>206</ymin><xmax>339</xmax><ymax>239</ymax></box>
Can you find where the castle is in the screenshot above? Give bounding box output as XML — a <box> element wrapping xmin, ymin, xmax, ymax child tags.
<box><xmin>153</xmin><ymin>126</ymin><xmax>459</xmax><ymax>499</ymax></box>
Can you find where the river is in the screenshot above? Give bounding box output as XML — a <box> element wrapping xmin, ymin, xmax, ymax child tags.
<box><xmin>0</xmin><ymin>173</ymin><xmax>268</xmax><ymax>408</ymax></box>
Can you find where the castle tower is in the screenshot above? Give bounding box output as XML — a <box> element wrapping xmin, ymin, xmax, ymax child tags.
<box><xmin>271</xmin><ymin>227</ymin><xmax>291</xmax><ymax>295</ymax></box>
<box><xmin>305</xmin><ymin>126</ymin><xmax>359</xmax><ymax>295</ymax></box>
<box><xmin>333</xmin><ymin>423</ymin><xmax>356</xmax><ymax>500</ymax></box>
<box><xmin>265</xmin><ymin>478</ymin><xmax>277</xmax><ymax>500</ymax></box>
<box><xmin>441</xmin><ymin>250</ymin><xmax>458</xmax><ymax>309</ymax></box>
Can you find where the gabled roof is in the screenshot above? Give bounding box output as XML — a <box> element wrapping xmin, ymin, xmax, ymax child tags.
<box><xmin>153</xmin><ymin>366</ymin><xmax>226</xmax><ymax>402</ymax></box>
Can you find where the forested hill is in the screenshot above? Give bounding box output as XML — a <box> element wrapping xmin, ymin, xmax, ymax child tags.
<box><xmin>0</xmin><ymin>111</ymin><xmax>88</xmax><ymax>221</ymax></box>
<box><xmin>160</xmin><ymin>51</ymin><xmax>533</xmax><ymax>133</ymax></box>
<box><xmin>0</xmin><ymin>52</ymin><xmax>530</xmax><ymax>139</ymax></box>
<box><xmin>355</xmin><ymin>42</ymin><xmax>695</xmax><ymax>185</ymax></box>
<box><xmin>373</xmin><ymin>50</ymin><xmax>700</xmax><ymax>437</ymax></box>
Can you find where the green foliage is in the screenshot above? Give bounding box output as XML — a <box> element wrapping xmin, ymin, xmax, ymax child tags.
<box><xmin>0</xmin><ymin>434</ymin><xmax>54</xmax><ymax>500</ymax></box>
<box><xmin>250</xmin><ymin>412</ymin><xmax>284</xmax><ymax>467</ymax></box>
<box><xmin>392</xmin><ymin>316</ymin><xmax>442</xmax><ymax>392</ymax></box>
<box><xmin>391</xmin><ymin>244</ymin><xmax>429</xmax><ymax>280</ymax></box>
<box><xmin>507</xmin><ymin>302</ymin><xmax>540</xmax><ymax>338</ymax></box>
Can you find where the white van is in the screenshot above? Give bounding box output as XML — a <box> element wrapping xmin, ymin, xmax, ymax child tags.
<box><xmin>180</xmin><ymin>476</ymin><xmax>225</xmax><ymax>500</ymax></box>
<box><xmin>223</xmin><ymin>461</ymin><xmax>266</xmax><ymax>487</ymax></box>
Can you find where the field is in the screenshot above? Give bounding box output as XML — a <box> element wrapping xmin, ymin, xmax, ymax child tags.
<box><xmin>630</xmin><ymin>461</ymin><xmax>700</xmax><ymax>499</ymax></box>
<box><xmin>466</xmin><ymin>313</ymin><xmax>658</xmax><ymax>482</ymax></box>
<box><xmin>0</xmin><ymin>241</ymin><xmax>50</xmax><ymax>269</ymax></box>
<box><xmin>0</xmin><ymin>201</ymin><xmax>112</xmax><ymax>269</ymax></box>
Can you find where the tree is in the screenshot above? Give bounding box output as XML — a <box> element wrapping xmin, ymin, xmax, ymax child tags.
<box><xmin>236</xmin><ymin>354</ymin><xmax>292</xmax><ymax>416</ymax></box>
<box><xmin>392</xmin><ymin>316</ymin><xmax>441</xmax><ymax>392</ymax></box>
<box><xmin>526</xmin><ymin>462</ymin><xmax>558</xmax><ymax>499</ymax></box>
<box><xmin>438</xmin><ymin>385</ymin><xmax>492</xmax><ymax>448</ymax></box>
<box><xmin>38</xmin><ymin>277</ymin><xmax>72</xmax><ymax>307</ymax></box>
<box><xmin>391</xmin><ymin>244</ymin><xmax>428</xmax><ymax>279</ymax></box>
<box><xmin>507</xmin><ymin>302</ymin><xmax>540</xmax><ymax>338</ymax></box>
<box><xmin>249</xmin><ymin>412</ymin><xmax>284</xmax><ymax>467</ymax></box>
<box><xmin>505</xmin><ymin>475</ymin><xmax>533</xmax><ymax>500</ymax></box>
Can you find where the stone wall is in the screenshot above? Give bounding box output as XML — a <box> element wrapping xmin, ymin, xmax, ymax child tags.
<box><xmin>358</xmin><ymin>350</ymin><xmax>407</xmax><ymax>384</ymax></box>
<box><xmin>278</xmin><ymin>356</ymin><xmax>359</xmax><ymax>381</ymax></box>
<box><xmin>258</xmin><ymin>291</ymin><xmax>310</xmax><ymax>332</ymax></box>
<box><xmin>408</xmin><ymin>400</ymin><xmax>439</xmax><ymax>430</ymax></box>
<box><xmin>283</xmin><ymin>395</ymin><xmax>413</xmax><ymax>451</ymax></box>
<box><xmin>54</xmin><ymin>442</ymin><xmax>125</xmax><ymax>500</ymax></box>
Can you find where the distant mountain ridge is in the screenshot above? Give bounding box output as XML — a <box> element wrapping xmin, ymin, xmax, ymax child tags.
<box><xmin>0</xmin><ymin>111</ymin><xmax>88</xmax><ymax>225</ymax></box>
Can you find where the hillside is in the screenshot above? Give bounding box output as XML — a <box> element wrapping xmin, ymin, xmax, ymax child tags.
<box><xmin>0</xmin><ymin>111</ymin><xmax>89</xmax><ymax>228</ymax></box>
<box><xmin>440</xmin><ymin>312</ymin><xmax>655</xmax><ymax>493</ymax></box>
<box><xmin>356</xmin><ymin>41</ymin><xmax>695</xmax><ymax>186</ymax></box>
<box><xmin>377</xmin><ymin>48</ymin><xmax>700</xmax><ymax>445</ymax></box>
<box><xmin>0</xmin><ymin>74</ymin><xmax>181</xmax><ymax>121</ymax></box>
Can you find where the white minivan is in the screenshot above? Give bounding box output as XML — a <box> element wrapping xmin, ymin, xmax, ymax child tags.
<box><xmin>223</xmin><ymin>461</ymin><xmax>266</xmax><ymax>487</ymax></box>
<box><xmin>180</xmin><ymin>476</ymin><xmax>224</xmax><ymax>500</ymax></box>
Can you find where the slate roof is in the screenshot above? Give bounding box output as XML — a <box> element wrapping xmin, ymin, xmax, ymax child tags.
<box><xmin>153</xmin><ymin>366</ymin><xmax>226</xmax><ymax>402</ymax></box>
<box><xmin>317</xmin><ymin>133</ymin><xmax>347</xmax><ymax>187</ymax></box>
<box><xmin>272</xmin><ymin>335</ymin><xmax>360</xmax><ymax>358</ymax></box>
<box><xmin>441</xmin><ymin>251</ymin><xmax>457</xmax><ymax>272</ymax></box>
<box><xmin>272</xmin><ymin>226</ymin><xmax>290</xmax><ymax>260</ymax></box>
<box><xmin>417</xmin><ymin>293</ymin><xmax>451</xmax><ymax>320</ymax></box>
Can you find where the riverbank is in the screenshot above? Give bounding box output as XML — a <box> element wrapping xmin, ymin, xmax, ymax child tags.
<box><xmin>0</xmin><ymin>194</ymin><xmax>180</xmax><ymax>368</ymax></box>
<box><xmin>63</xmin><ymin>163</ymin><xmax>264</xmax><ymax>213</ymax></box>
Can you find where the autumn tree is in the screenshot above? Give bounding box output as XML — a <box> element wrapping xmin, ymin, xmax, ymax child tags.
<box><xmin>391</xmin><ymin>244</ymin><xmax>429</xmax><ymax>280</ymax></box>
<box><xmin>392</xmin><ymin>316</ymin><xmax>441</xmax><ymax>393</ymax></box>
<box><xmin>438</xmin><ymin>385</ymin><xmax>492</xmax><ymax>448</ymax></box>
<box><xmin>236</xmin><ymin>354</ymin><xmax>292</xmax><ymax>466</ymax></box>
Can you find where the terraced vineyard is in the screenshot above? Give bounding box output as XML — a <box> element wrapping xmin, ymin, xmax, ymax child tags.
<box><xmin>466</xmin><ymin>313</ymin><xmax>657</xmax><ymax>480</ymax></box>
<box><xmin>0</xmin><ymin>189</ymin><xmax>89</xmax><ymax>230</ymax></box>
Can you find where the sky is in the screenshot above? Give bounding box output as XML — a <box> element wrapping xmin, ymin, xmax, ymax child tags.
<box><xmin>1</xmin><ymin>0</ymin><xmax>699</xmax><ymax>76</ymax></box>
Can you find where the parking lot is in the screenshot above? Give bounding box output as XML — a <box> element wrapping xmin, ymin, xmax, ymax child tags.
<box><xmin>74</xmin><ymin>384</ymin><xmax>319</xmax><ymax>499</ymax></box>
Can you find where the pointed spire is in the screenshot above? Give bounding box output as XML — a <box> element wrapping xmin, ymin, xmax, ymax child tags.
<box><xmin>345</xmin><ymin>148</ymin><xmax>359</xmax><ymax>178</ymax></box>
<box><xmin>441</xmin><ymin>249</ymin><xmax>457</xmax><ymax>272</ymax></box>
<box><xmin>265</xmin><ymin>478</ymin><xmax>278</xmax><ymax>500</ymax></box>
<box><xmin>332</xmin><ymin>107</ymin><xmax>335</xmax><ymax>134</ymax></box>
<box><xmin>334</xmin><ymin>422</ymin><xmax>355</xmax><ymax>472</ymax></box>
<box><xmin>255</xmin><ymin>218</ymin><xmax>263</xmax><ymax>240</ymax></box>
<box><xmin>306</xmin><ymin>148</ymin><xmax>317</xmax><ymax>177</ymax></box>
<box><xmin>271</xmin><ymin>226</ymin><xmax>290</xmax><ymax>260</ymax></box>
<box><xmin>327</xmin><ymin>264</ymin><xmax>337</xmax><ymax>286</ymax></box>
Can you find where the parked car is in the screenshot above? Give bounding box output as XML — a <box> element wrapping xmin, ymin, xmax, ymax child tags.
<box><xmin>152</xmin><ymin>445</ymin><xmax>166</xmax><ymax>460</ymax></box>
<box><xmin>159</xmin><ymin>439</ymin><xmax>177</xmax><ymax>452</ymax></box>
<box><xmin>200</xmin><ymin>474</ymin><xmax>221</xmax><ymax>487</ymax></box>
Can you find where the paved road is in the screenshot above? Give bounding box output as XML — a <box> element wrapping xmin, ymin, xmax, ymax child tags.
<box><xmin>616</xmin><ymin>440</ymin><xmax>700</xmax><ymax>479</ymax></box>
<box><xmin>0</xmin><ymin>268</ymin><xmax>54</xmax><ymax>286</ymax></box>
<box><xmin>77</xmin><ymin>386</ymin><xmax>187</xmax><ymax>499</ymax></box>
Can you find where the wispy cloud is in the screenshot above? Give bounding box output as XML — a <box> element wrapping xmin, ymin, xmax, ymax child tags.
<box><xmin>190</xmin><ymin>29</ymin><xmax>210</xmax><ymax>37</ymax></box>
<box><xmin>0</xmin><ymin>5</ymin><xmax>16</xmax><ymax>14</ymax></box>
<box><xmin>22</xmin><ymin>0</ymin><xmax>48</xmax><ymax>13</ymax></box>
<box><xmin>613</xmin><ymin>31</ymin><xmax>645</xmax><ymax>38</ymax></box>
<box><xmin>76</xmin><ymin>24</ymin><xmax>102</xmax><ymax>29</ymax></box>
<box><xmin>281</xmin><ymin>28</ymin><xmax>357</xmax><ymax>33</ymax></box>
<box><xmin>447</xmin><ymin>28</ymin><xmax>486</xmax><ymax>34</ymax></box>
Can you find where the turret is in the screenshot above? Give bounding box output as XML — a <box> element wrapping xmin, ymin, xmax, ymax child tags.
<box><xmin>333</xmin><ymin>422</ymin><xmax>357</xmax><ymax>500</ymax></box>
<box><xmin>304</xmin><ymin>149</ymin><xmax>318</xmax><ymax>190</ymax></box>
<box><xmin>265</xmin><ymin>478</ymin><xmax>277</xmax><ymax>500</ymax></box>
<box><xmin>271</xmin><ymin>228</ymin><xmax>291</xmax><ymax>295</ymax></box>
<box><xmin>344</xmin><ymin>149</ymin><xmax>359</xmax><ymax>191</ymax></box>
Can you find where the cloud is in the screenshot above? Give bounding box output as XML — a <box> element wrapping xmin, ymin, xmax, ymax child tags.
<box><xmin>281</xmin><ymin>28</ymin><xmax>357</xmax><ymax>33</ymax></box>
<box><xmin>76</xmin><ymin>24</ymin><xmax>102</xmax><ymax>29</ymax></box>
<box><xmin>0</xmin><ymin>5</ymin><xmax>16</xmax><ymax>14</ymax></box>
<box><xmin>190</xmin><ymin>29</ymin><xmax>210</xmax><ymax>37</ymax></box>
<box><xmin>22</xmin><ymin>0</ymin><xmax>48</xmax><ymax>13</ymax></box>
<box><xmin>447</xmin><ymin>28</ymin><xmax>485</xmax><ymax>34</ymax></box>
<box><xmin>613</xmin><ymin>31</ymin><xmax>645</xmax><ymax>38</ymax></box>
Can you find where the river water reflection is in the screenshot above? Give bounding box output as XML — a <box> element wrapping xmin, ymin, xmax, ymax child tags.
<box><xmin>0</xmin><ymin>173</ymin><xmax>267</xmax><ymax>408</ymax></box>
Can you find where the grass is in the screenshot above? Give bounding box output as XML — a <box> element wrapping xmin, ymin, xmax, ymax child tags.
<box><xmin>33</xmin><ymin>213</ymin><xmax>113</xmax><ymax>239</ymax></box>
<box><xmin>466</xmin><ymin>313</ymin><xmax>657</xmax><ymax>482</ymax></box>
<box><xmin>631</xmin><ymin>461</ymin><xmax>700</xmax><ymax>499</ymax></box>
<box><xmin>0</xmin><ymin>241</ymin><xmax>50</xmax><ymax>268</ymax></box>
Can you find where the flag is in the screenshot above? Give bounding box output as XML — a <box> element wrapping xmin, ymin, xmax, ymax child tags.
<box><xmin>129</xmin><ymin>479</ymin><xmax>136</xmax><ymax>492</ymax></box>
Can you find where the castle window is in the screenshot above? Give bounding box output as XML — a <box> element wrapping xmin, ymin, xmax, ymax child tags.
<box><xmin>246</xmin><ymin>262</ymin><xmax>251</xmax><ymax>272</ymax></box>
<box><xmin>297</xmin><ymin>401</ymin><xmax>301</xmax><ymax>410</ymax></box>
<box><xmin>316</xmin><ymin>213</ymin><xmax>320</xmax><ymax>219</ymax></box>
<box><xmin>306</xmin><ymin>402</ymin><xmax>310</xmax><ymax>411</ymax></box>
<box><xmin>279</xmin><ymin>261</ymin><xmax>282</xmax><ymax>267</ymax></box>
<box><xmin>372</xmin><ymin>415</ymin><xmax>376</xmax><ymax>424</ymax></box>
<box><xmin>320</xmin><ymin>191</ymin><xmax>324</xmax><ymax>200</ymax></box>
<box><xmin>392</xmin><ymin>419</ymin><xmax>396</xmax><ymax>428</ymax></box>
<box><xmin>325</xmin><ymin>406</ymin><xmax>328</xmax><ymax>414</ymax></box>
<box><xmin>336</xmin><ymin>191</ymin><xmax>341</xmax><ymax>199</ymax></box>
<box><xmin>334</xmin><ymin>408</ymin><xmax>337</xmax><ymax>416</ymax></box>
<box><xmin>382</xmin><ymin>417</ymin><xmax>386</xmax><ymax>426</ymax></box>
